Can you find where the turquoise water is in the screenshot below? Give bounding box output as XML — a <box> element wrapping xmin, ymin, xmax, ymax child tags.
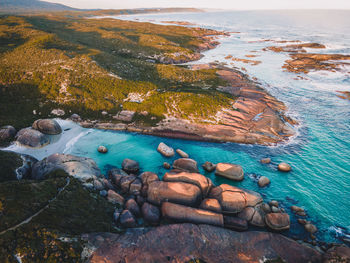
<box><xmin>7</xmin><ymin>10</ymin><xmax>350</xmax><ymax>243</ymax></box>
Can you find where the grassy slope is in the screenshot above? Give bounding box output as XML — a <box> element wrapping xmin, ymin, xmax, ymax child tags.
<box><xmin>0</xmin><ymin>14</ymin><xmax>232</xmax><ymax>130</ymax></box>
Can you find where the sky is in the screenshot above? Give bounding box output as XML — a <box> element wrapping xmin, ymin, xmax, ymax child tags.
<box><xmin>45</xmin><ymin>0</ymin><xmax>350</xmax><ymax>10</ymax></box>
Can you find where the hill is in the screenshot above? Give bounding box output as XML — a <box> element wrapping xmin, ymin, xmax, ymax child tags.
<box><xmin>0</xmin><ymin>0</ymin><xmax>78</xmax><ymax>13</ymax></box>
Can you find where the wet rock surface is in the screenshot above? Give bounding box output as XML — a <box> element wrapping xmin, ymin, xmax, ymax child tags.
<box><xmin>87</xmin><ymin>223</ymin><xmax>322</xmax><ymax>263</ymax></box>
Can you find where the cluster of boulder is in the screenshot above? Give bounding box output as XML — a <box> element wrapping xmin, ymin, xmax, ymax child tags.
<box><xmin>0</xmin><ymin>119</ymin><xmax>63</xmax><ymax>148</ymax></box>
<box><xmin>91</xmin><ymin>154</ymin><xmax>291</xmax><ymax>233</ymax></box>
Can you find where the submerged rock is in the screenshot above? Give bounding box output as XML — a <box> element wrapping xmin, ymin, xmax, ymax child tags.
<box><xmin>202</xmin><ymin>161</ymin><xmax>216</xmax><ymax>172</ymax></box>
<box><xmin>215</xmin><ymin>163</ymin><xmax>244</xmax><ymax>181</ymax></box>
<box><xmin>87</xmin><ymin>224</ymin><xmax>322</xmax><ymax>263</ymax></box>
<box><xmin>163</xmin><ymin>162</ymin><xmax>171</xmax><ymax>169</ymax></box>
<box><xmin>260</xmin><ymin>158</ymin><xmax>271</xmax><ymax>164</ymax></box>
<box><xmin>172</xmin><ymin>158</ymin><xmax>199</xmax><ymax>173</ymax></box>
<box><xmin>122</xmin><ymin>158</ymin><xmax>140</xmax><ymax>174</ymax></box>
<box><xmin>162</xmin><ymin>202</ymin><xmax>224</xmax><ymax>227</ymax></box>
<box><xmin>157</xmin><ymin>142</ymin><xmax>174</xmax><ymax>157</ymax></box>
<box><xmin>32</xmin><ymin>119</ymin><xmax>62</xmax><ymax>135</ymax></box>
<box><xmin>278</xmin><ymin>162</ymin><xmax>292</xmax><ymax>172</ymax></box>
<box><xmin>304</xmin><ymin>223</ymin><xmax>318</xmax><ymax>234</ymax></box>
<box><xmin>16</xmin><ymin>128</ymin><xmax>49</xmax><ymax>148</ymax></box>
<box><xmin>147</xmin><ymin>181</ymin><xmax>201</xmax><ymax>207</ymax></box>
<box><xmin>0</xmin><ymin>125</ymin><xmax>16</xmax><ymax>142</ymax></box>
<box><xmin>31</xmin><ymin>153</ymin><xmax>101</xmax><ymax>182</ymax></box>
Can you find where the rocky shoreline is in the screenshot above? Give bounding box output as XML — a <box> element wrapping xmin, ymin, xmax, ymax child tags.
<box><xmin>78</xmin><ymin>64</ymin><xmax>296</xmax><ymax>145</ymax></box>
<box><xmin>1</xmin><ymin>119</ymin><xmax>350</xmax><ymax>262</ymax></box>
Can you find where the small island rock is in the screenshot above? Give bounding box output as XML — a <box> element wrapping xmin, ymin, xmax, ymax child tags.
<box><xmin>215</xmin><ymin>163</ymin><xmax>244</xmax><ymax>181</ymax></box>
<box><xmin>278</xmin><ymin>162</ymin><xmax>292</xmax><ymax>172</ymax></box>
<box><xmin>258</xmin><ymin>176</ymin><xmax>270</xmax><ymax>187</ymax></box>
<box><xmin>122</xmin><ymin>158</ymin><xmax>140</xmax><ymax>174</ymax></box>
<box><xmin>202</xmin><ymin>161</ymin><xmax>216</xmax><ymax>172</ymax></box>
<box><xmin>157</xmin><ymin>142</ymin><xmax>175</xmax><ymax>157</ymax></box>
<box><xmin>176</xmin><ymin>149</ymin><xmax>189</xmax><ymax>158</ymax></box>
<box><xmin>97</xmin><ymin>145</ymin><xmax>108</xmax><ymax>153</ymax></box>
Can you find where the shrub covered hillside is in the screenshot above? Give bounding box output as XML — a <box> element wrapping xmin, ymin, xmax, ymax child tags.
<box><xmin>0</xmin><ymin>14</ymin><xmax>233</xmax><ymax>129</ymax></box>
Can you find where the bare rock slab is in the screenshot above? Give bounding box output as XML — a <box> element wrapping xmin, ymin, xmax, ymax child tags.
<box><xmin>162</xmin><ymin>202</ymin><xmax>224</xmax><ymax>227</ymax></box>
<box><xmin>157</xmin><ymin>142</ymin><xmax>174</xmax><ymax>157</ymax></box>
<box><xmin>87</xmin><ymin>224</ymin><xmax>322</xmax><ymax>263</ymax></box>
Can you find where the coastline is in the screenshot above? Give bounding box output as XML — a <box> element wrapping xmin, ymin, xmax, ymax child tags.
<box><xmin>78</xmin><ymin>63</ymin><xmax>296</xmax><ymax>145</ymax></box>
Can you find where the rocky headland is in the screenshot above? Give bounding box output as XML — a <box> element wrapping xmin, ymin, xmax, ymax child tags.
<box><xmin>79</xmin><ymin>64</ymin><xmax>296</xmax><ymax>145</ymax></box>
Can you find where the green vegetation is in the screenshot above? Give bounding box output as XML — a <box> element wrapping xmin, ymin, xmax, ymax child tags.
<box><xmin>0</xmin><ymin>151</ymin><xmax>23</xmax><ymax>182</ymax></box>
<box><xmin>0</xmin><ymin>169</ymin><xmax>117</xmax><ymax>262</ymax></box>
<box><xmin>0</xmin><ymin>14</ymin><xmax>233</xmax><ymax>129</ymax></box>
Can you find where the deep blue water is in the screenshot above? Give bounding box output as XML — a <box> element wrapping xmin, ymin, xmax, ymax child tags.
<box><xmin>7</xmin><ymin>10</ymin><xmax>350</xmax><ymax>244</ymax></box>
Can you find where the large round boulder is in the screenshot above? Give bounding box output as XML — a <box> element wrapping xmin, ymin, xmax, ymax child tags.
<box><xmin>215</xmin><ymin>163</ymin><xmax>244</xmax><ymax>181</ymax></box>
<box><xmin>147</xmin><ymin>181</ymin><xmax>201</xmax><ymax>207</ymax></box>
<box><xmin>16</xmin><ymin>128</ymin><xmax>49</xmax><ymax>148</ymax></box>
<box><xmin>122</xmin><ymin>158</ymin><xmax>140</xmax><ymax>174</ymax></box>
<box><xmin>172</xmin><ymin>158</ymin><xmax>199</xmax><ymax>173</ymax></box>
<box><xmin>265</xmin><ymin>213</ymin><xmax>290</xmax><ymax>231</ymax></box>
<box><xmin>32</xmin><ymin>119</ymin><xmax>62</xmax><ymax>135</ymax></box>
<box><xmin>209</xmin><ymin>184</ymin><xmax>262</xmax><ymax>214</ymax></box>
<box><xmin>163</xmin><ymin>171</ymin><xmax>212</xmax><ymax>197</ymax></box>
<box><xmin>31</xmin><ymin>153</ymin><xmax>101</xmax><ymax>182</ymax></box>
<box><xmin>157</xmin><ymin>142</ymin><xmax>174</xmax><ymax>157</ymax></box>
<box><xmin>0</xmin><ymin>125</ymin><xmax>16</xmax><ymax>142</ymax></box>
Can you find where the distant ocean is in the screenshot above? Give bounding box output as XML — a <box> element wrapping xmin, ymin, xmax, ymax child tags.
<box><xmin>8</xmin><ymin>10</ymin><xmax>350</xmax><ymax>244</ymax></box>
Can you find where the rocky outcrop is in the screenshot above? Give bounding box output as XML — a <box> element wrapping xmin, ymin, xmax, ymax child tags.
<box><xmin>31</xmin><ymin>153</ymin><xmax>101</xmax><ymax>182</ymax></box>
<box><xmin>162</xmin><ymin>202</ymin><xmax>224</xmax><ymax>226</ymax></box>
<box><xmin>147</xmin><ymin>181</ymin><xmax>201</xmax><ymax>206</ymax></box>
<box><xmin>157</xmin><ymin>142</ymin><xmax>175</xmax><ymax>157</ymax></box>
<box><xmin>16</xmin><ymin>128</ymin><xmax>49</xmax><ymax>148</ymax></box>
<box><xmin>172</xmin><ymin>158</ymin><xmax>199</xmax><ymax>173</ymax></box>
<box><xmin>209</xmin><ymin>184</ymin><xmax>262</xmax><ymax>214</ymax></box>
<box><xmin>32</xmin><ymin>119</ymin><xmax>62</xmax><ymax>135</ymax></box>
<box><xmin>142</xmin><ymin>202</ymin><xmax>160</xmax><ymax>225</ymax></box>
<box><xmin>86</xmin><ymin>223</ymin><xmax>322</xmax><ymax>263</ymax></box>
<box><xmin>199</xmin><ymin>198</ymin><xmax>221</xmax><ymax>213</ymax></box>
<box><xmin>215</xmin><ymin>163</ymin><xmax>244</xmax><ymax>181</ymax></box>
